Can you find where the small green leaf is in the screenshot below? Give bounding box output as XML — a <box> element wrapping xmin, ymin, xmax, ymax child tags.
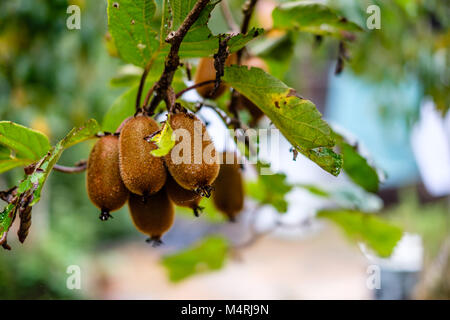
<box><xmin>245</xmin><ymin>163</ymin><xmax>293</xmax><ymax>213</ymax></box>
<box><xmin>341</xmin><ymin>142</ymin><xmax>379</xmax><ymax>193</ymax></box>
<box><xmin>169</xmin><ymin>0</ymin><xmax>262</xmax><ymax>57</ymax></box>
<box><xmin>333</xmin><ymin>132</ymin><xmax>379</xmax><ymax>193</ymax></box>
<box><xmin>0</xmin><ymin>121</ymin><xmax>50</xmax><ymax>161</ymax></box>
<box><xmin>317</xmin><ymin>209</ymin><xmax>403</xmax><ymax>257</ymax></box>
<box><xmin>223</xmin><ymin>65</ymin><xmax>342</xmax><ymax>176</ymax></box>
<box><xmin>0</xmin><ymin>203</ymin><xmax>16</xmax><ymax>246</ymax></box>
<box><xmin>297</xmin><ymin>184</ymin><xmax>330</xmax><ymax>197</ymax></box>
<box><xmin>162</xmin><ymin>236</ymin><xmax>229</xmax><ymax>282</ymax></box>
<box><xmin>272</xmin><ymin>1</ymin><xmax>362</xmax><ymax>39</ymax></box>
<box><xmin>150</xmin><ymin>117</ymin><xmax>175</xmax><ymax>157</ymax></box>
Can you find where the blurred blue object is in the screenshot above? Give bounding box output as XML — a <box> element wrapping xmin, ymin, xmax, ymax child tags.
<box><xmin>326</xmin><ymin>70</ymin><xmax>422</xmax><ymax>188</ymax></box>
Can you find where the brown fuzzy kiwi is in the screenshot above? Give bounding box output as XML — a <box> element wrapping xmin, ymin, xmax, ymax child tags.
<box><xmin>128</xmin><ymin>188</ymin><xmax>174</xmax><ymax>245</ymax></box>
<box><xmin>195</xmin><ymin>53</ymin><xmax>237</xmax><ymax>99</ymax></box>
<box><xmin>119</xmin><ymin>115</ymin><xmax>167</xmax><ymax>197</ymax></box>
<box><xmin>164</xmin><ymin>112</ymin><xmax>220</xmax><ymax>197</ymax></box>
<box><xmin>87</xmin><ymin>135</ymin><xmax>129</xmax><ymax>221</ymax></box>
<box><xmin>238</xmin><ymin>56</ymin><xmax>269</xmax><ymax>125</ymax></box>
<box><xmin>166</xmin><ymin>174</ymin><xmax>203</xmax><ymax>217</ymax></box>
<box><xmin>212</xmin><ymin>152</ymin><xmax>244</xmax><ymax>222</ymax></box>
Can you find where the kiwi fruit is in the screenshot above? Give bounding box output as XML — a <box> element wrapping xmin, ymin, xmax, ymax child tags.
<box><xmin>128</xmin><ymin>189</ymin><xmax>174</xmax><ymax>245</ymax></box>
<box><xmin>238</xmin><ymin>56</ymin><xmax>269</xmax><ymax>125</ymax></box>
<box><xmin>212</xmin><ymin>152</ymin><xmax>244</xmax><ymax>222</ymax></box>
<box><xmin>195</xmin><ymin>53</ymin><xmax>237</xmax><ymax>99</ymax></box>
<box><xmin>86</xmin><ymin>135</ymin><xmax>129</xmax><ymax>221</ymax></box>
<box><xmin>166</xmin><ymin>174</ymin><xmax>203</xmax><ymax>217</ymax></box>
<box><xmin>119</xmin><ymin>115</ymin><xmax>167</xmax><ymax>197</ymax></box>
<box><xmin>164</xmin><ymin>112</ymin><xmax>220</xmax><ymax>197</ymax></box>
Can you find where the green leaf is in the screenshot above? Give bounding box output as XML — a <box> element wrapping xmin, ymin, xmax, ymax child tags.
<box><xmin>0</xmin><ymin>144</ymin><xmax>31</xmax><ymax>174</ymax></box>
<box><xmin>107</xmin><ymin>0</ymin><xmax>263</xmax><ymax>65</ymax></box>
<box><xmin>17</xmin><ymin>119</ymin><xmax>101</xmax><ymax>206</ymax></box>
<box><xmin>333</xmin><ymin>132</ymin><xmax>379</xmax><ymax>193</ymax></box>
<box><xmin>162</xmin><ymin>236</ymin><xmax>229</xmax><ymax>282</ymax></box>
<box><xmin>0</xmin><ymin>145</ymin><xmax>10</xmax><ymax>159</ymax></box>
<box><xmin>341</xmin><ymin>142</ymin><xmax>380</xmax><ymax>193</ymax></box>
<box><xmin>150</xmin><ymin>117</ymin><xmax>175</xmax><ymax>157</ymax></box>
<box><xmin>272</xmin><ymin>1</ymin><xmax>362</xmax><ymax>39</ymax></box>
<box><xmin>317</xmin><ymin>209</ymin><xmax>403</xmax><ymax>257</ymax></box>
<box><xmin>179</xmin><ymin>28</ymin><xmax>264</xmax><ymax>58</ymax></box>
<box><xmin>0</xmin><ymin>203</ymin><xmax>16</xmax><ymax>246</ymax></box>
<box><xmin>245</xmin><ymin>163</ymin><xmax>293</xmax><ymax>213</ymax></box>
<box><xmin>62</xmin><ymin>119</ymin><xmax>101</xmax><ymax>149</ymax></box>
<box><xmin>223</xmin><ymin>65</ymin><xmax>342</xmax><ymax>176</ymax></box>
<box><xmin>258</xmin><ymin>33</ymin><xmax>296</xmax><ymax>80</ymax></box>
<box><xmin>0</xmin><ymin>121</ymin><xmax>50</xmax><ymax>161</ymax></box>
<box><xmin>0</xmin><ymin>120</ymin><xmax>101</xmax><ymax>246</ymax></box>
<box><xmin>170</xmin><ymin>0</ymin><xmax>262</xmax><ymax>57</ymax></box>
<box><xmin>107</xmin><ymin>0</ymin><xmax>160</xmax><ymax>68</ymax></box>
<box><xmin>297</xmin><ymin>184</ymin><xmax>330</xmax><ymax>197</ymax></box>
<box><xmin>0</xmin><ymin>159</ymin><xmax>33</xmax><ymax>175</ymax></box>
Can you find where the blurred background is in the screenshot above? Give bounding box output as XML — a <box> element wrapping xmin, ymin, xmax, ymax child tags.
<box><xmin>0</xmin><ymin>0</ymin><xmax>448</xmax><ymax>300</ymax></box>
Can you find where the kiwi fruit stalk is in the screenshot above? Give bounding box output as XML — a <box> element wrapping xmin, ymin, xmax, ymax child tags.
<box><xmin>128</xmin><ymin>189</ymin><xmax>175</xmax><ymax>245</ymax></box>
<box><xmin>119</xmin><ymin>115</ymin><xmax>167</xmax><ymax>197</ymax></box>
<box><xmin>195</xmin><ymin>53</ymin><xmax>237</xmax><ymax>99</ymax></box>
<box><xmin>164</xmin><ymin>112</ymin><xmax>220</xmax><ymax>197</ymax></box>
<box><xmin>86</xmin><ymin>135</ymin><xmax>129</xmax><ymax>221</ymax></box>
<box><xmin>166</xmin><ymin>174</ymin><xmax>203</xmax><ymax>217</ymax></box>
<box><xmin>212</xmin><ymin>152</ymin><xmax>244</xmax><ymax>222</ymax></box>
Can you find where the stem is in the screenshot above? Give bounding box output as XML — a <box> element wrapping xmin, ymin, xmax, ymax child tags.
<box><xmin>135</xmin><ymin>63</ymin><xmax>151</xmax><ymax>112</ymax></box>
<box><xmin>220</xmin><ymin>0</ymin><xmax>239</xmax><ymax>32</ymax></box>
<box><xmin>53</xmin><ymin>161</ymin><xmax>87</xmax><ymax>174</ymax></box>
<box><xmin>142</xmin><ymin>83</ymin><xmax>156</xmax><ymax>112</ymax></box>
<box><xmin>237</xmin><ymin>0</ymin><xmax>259</xmax><ymax>64</ymax></box>
<box><xmin>175</xmin><ymin>80</ymin><xmax>216</xmax><ymax>99</ymax></box>
<box><xmin>147</xmin><ymin>0</ymin><xmax>212</xmax><ymax>115</ymax></box>
<box><xmin>241</xmin><ymin>0</ymin><xmax>259</xmax><ymax>35</ymax></box>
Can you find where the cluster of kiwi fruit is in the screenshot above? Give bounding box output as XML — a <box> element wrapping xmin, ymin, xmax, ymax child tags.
<box><xmin>86</xmin><ymin>53</ymin><xmax>265</xmax><ymax>244</ymax></box>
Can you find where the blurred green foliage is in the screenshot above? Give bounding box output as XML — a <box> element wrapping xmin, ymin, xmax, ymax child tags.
<box><xmin>335</xmin><ymin>0</ymin><xmax>449</xmax><ymax>114</ymax></box>
<box><xmin>0</xmin><ymin>0</ymin><xmax>134</xmax><ymax>299</ymax></box>
<box><xmin>162</xmin><ymin>235</ymin><xmax>229</xmax><ymax>283</ymax></box>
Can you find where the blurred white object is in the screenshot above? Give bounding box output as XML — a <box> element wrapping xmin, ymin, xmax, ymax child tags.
<box><xmin>360</xmin><ymin>233</ymin><xmax>423</xmax><ymax>272</ymax></box>
<box><xmin>411</xmin><ymin>100</ymin><xmax>450</xmax><ymax>196</ymax></box>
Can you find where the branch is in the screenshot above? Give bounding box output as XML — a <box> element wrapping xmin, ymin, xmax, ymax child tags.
<box><xmin>0</xmin><ymin>186</ymin><xmax>18</xmax><ymax>203</ymax></box>
<box><xmin>175</xmin><ymin>80</ymin><xmax>216</xmax><ymax>99</ymax></box>
<box><xmin>53</xmin><ymin>160</ymin><xmax>87</xmax><ymax>174</ymax></box>
<box><xmin>146</xmin><ymin>0</ymin><xmax>212</xmax><ymax>114</ymax></box>
<box><xmin>237</xmin><ymin>0</ymin><xmax>259</xmax><ymax>64</ymax></box>
<box><xmin>241</xmin><ymin>0</ymin><xmax>259</xmax><ymax>35</ymax></box>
